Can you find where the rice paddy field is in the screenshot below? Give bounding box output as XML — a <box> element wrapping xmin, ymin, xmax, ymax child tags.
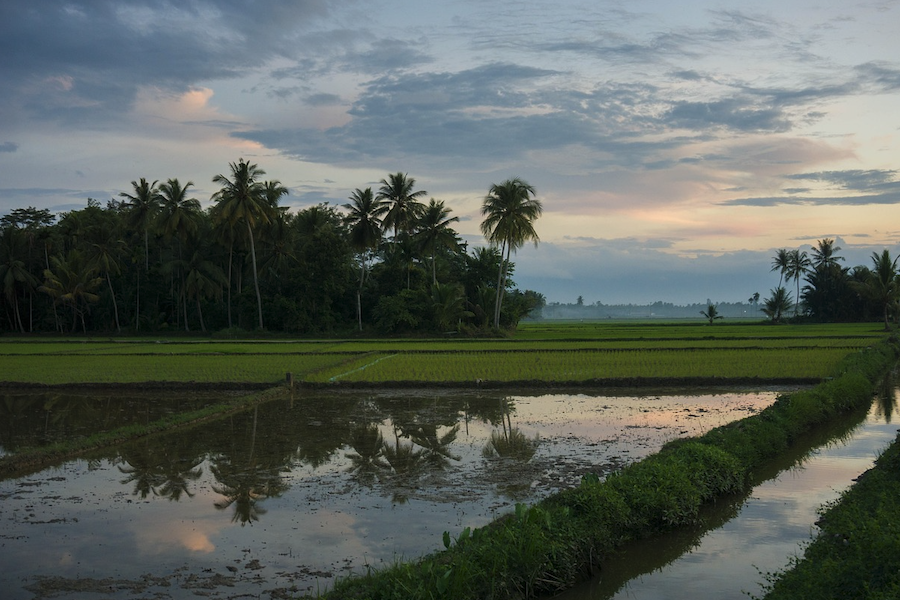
<box><xmin>0</xmin><ymin>321</ymin><xmax>887</xmax><ymax>385</ymax></box>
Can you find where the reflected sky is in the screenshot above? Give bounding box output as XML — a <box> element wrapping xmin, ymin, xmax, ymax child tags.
<box><xmin>0</xmin><ymin>388</ymin><xmax>783</xmax><ymax>599</ymax></box>
<box><xmin>553</xmin><ymin>389</ymin><xmax>900</xmax><ymax>600</ymax></box>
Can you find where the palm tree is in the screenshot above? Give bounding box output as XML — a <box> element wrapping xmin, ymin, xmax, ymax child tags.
<box><xmin>377</xmin><ymin>172</ymin><xmax>427</xmax><ymax>240</ymax></box>
<box><xmin>811</xmin><ymin>238</ymin><xmax>844</xmax><ymax>271</ymax></box>
<box><xmin>786</xmin><ymin>249</ymin><xmax>811</xmax><ymax>316</ymax></box>
<box><xmin>0</xmin><ymin>227</ymin><xmax>38</xmax><ymax>333</ymax></box>
<box><xmin>39</xmin><ymin>250</ymin><xmax>103</xmax><ymax>332</ymax></box>
<box><xmin>212</xmin><ymin>159</ymin><xmax>274</xmax><ymax>330</ymax></box>
<box><xmin>119</xmin><ymin>178</ymin><xmax>160</xmax><ymax>272</ymax></box>
<box><xmin>480</xmin><ymin>177</ymin><xmax>542</xmax><ymax>328</ymax></box>
<box><xmin>261</xmin><ymin>180</ymin><xmax>289</xmax><ymax>209</ymax></box>
<box><xmin>432</xmin><ymin>282</ymin><xmax>468</xmax><ymax>331</ymax></box>
<box><xmin>183</xmin><ymin>249</ymin><xmax>226</xmax><ymax>332</ymax></box>
<box><xmin>700</xmin><ymin>304</ymin><xmax>723</xmax><ymax>324</ymax></box>
<box><xmin>762</xmin><ymin>286</ymin><xmax>792</xmax><ymax>323</ymax></box>
<box><xmin>156</xmin><ymin>179</ymin><xmax>201</xmax><ymax>329</ymax></box>
<box><xmin>343</xmin><ymin>187</ymin><xmax>387</xmax><ymax>330</ymax></box>
<box><xmin>87</xmin><ymin>229</ymin><xmax>127</xmax><ymax>333</ymax></box>
<box><xmin>851</xmin><ymin>250</ymin><xmax>899</xmax><ymax>330</ymax></box>
<box><xmin>414</xmin><ymin>199</ymin><xmax>460</xmax><ymax>285</ymax></box>
<box><xmin>771</xmin><ymin>249</ymin><xmax>790</xmax><ymax>288</ymax></box>
<box><xmin>155</xmin><ymin>179</ymin><xmax>201</xmax><ymax>244</ymax></box>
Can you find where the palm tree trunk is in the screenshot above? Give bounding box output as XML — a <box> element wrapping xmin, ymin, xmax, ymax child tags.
<box><xmin>144</xmin><ymin>228</ymin><xmax>150</xmax><ymax>272</ymax></box>
<box><xmin>494</xmin><ymin>242</ymin><xmax>511</xmax><ymax>328</ymax></box>
<box><xmin>181</xmin><ymin>282</ymin><xmax>189</xmax><ymax>332</ymax></box>
<box><xmin>135</xmin><ymin>270</ymin><xmax>140</xmax><ymax>331</ymax></box>
<box><xmin>246</xmin><ymin>221</ymin><xmax>264</xmax><ymax>330</ymax></box>
<box><xmin>493</xmin><ymin>241</ymin><xmax>507</xmax><ymax>328</ymax></box>
<box><xmin>13</xmin><ymin>293</ymin><xmax>25</xmax><ymax>333</ymax></box>
<box><xmin>106</xmin><ymin>272</ymin><xmax>121</xmax><ymax>333</ymax></box>
<box><xmin>197</xmin><ymin>297</ymin><xmax>206</xmax><ymax>332</ymax></box>
<box><xmin>226</xmin><ymin>240</ymin><xmax>233</xmax><ymax>329</ymax></box>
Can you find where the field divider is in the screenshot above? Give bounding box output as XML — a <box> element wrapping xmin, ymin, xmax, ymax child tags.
<box><xmin>328</xmin><ymin>354</ymin><xmax>398</xmax><ymax>382</ymax></box>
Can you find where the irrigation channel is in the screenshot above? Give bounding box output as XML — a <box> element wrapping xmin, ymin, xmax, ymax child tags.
<box><xmin>0</xmin><ymin>384</ymin><xmax>895</xmax><ymax>600</ymax></box>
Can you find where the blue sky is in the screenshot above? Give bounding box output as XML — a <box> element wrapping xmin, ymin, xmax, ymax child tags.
<box><xmin>2</xmin><ymin>0</ymin><xmax>900</xmax><ymax>304</ymax></box>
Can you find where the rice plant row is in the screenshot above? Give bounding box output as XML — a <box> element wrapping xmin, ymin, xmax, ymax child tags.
<box><xmin>306</xmin><ymin>348</ymin><xmax>851</xmax><ymax>383</ymax></box>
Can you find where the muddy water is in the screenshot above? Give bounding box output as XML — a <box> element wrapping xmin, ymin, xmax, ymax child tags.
<box><xmin>552</xmin><ymin>381</ymin><xmax>900</xmax><ymax>600</ymax></box>
<box><xmin>0</xmin><ymin>388</ymin><xmax>776</xmax><ymax>599</ymax></box>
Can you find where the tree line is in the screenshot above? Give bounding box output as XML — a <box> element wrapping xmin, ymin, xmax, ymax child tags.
<box><xmin>763</xmin><ymin>238</ymin><xmax>899</xmax><ymax>328</ymax></box>
<box><xmin>0</xmin><ymin>161</ymin><xmax>545</xmax><ymax>335</ymax></box>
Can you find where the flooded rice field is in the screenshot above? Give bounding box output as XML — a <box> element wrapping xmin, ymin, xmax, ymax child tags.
<box><xmin>0</xmin><ymin>387</ymin><xmax>778</xmax><ymax>599</ymax></box>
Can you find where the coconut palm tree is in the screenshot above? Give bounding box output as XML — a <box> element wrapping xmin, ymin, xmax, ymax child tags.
<box><xmin>414</xmin><ymin>199</ymin><xmax>460</xmax><ymax>285</ymax></box>
<box><xmin>343</xmin><ymin>187</ymin><xmax>387</xmax><ymax>330</ymax></box>
<box><xmin>155</xmin><ymin>179</ymin><xmax>201</xmax><ymax>245</ymax></box>
<box><xmin>0</xmin><ymin>227</ymin><xmax>38</xmax><ymax>333</ymax></box>
<box><xmin>700</xmin><ymin>303</ymin><xmax>723</xmax><ymax>324</ymax></box>
<box><xmin>183</xmin><ymin>249</ymin><xmax>226</xmax><ymax>332</ymax></box>
<box><xmin>811</xmin><ymin>238</ymin><xmax>844</xmax><ymax>271</ymax></box>
<box><xmin>212</xmin><ymin>159</ymin><xmax>274</xmax><ymax>330</ymax></box>
<box><xmin>39</xmin><ymin>250</ymin><xmax>103</xmax><ymax>332</ymax></box>
<box><xmin>762</xmin><ymin>286</ymin><xmax>793</xmax><ymax>323</ymax></box>
<box><xmin>786</xmin><ymin>249</ymin><xmax>811</xmax><ymax>316</ymax></box>
<box><xmin>87</xmin><ymin>228</ymin><xmax>127</xmax><ymax>332</ymax></box>
<box><xmin>851</xmin><ymin>249</ymin><xmax>899</xmax><ymax>330</ymax></box>
<box><xmin>481</xmin><ymin>177</ymin><xmax>542</xmax><ymax>328</ymax></box>
<box><xmin>119</xmin><ymin>178</ymin><xmax>160</xmax><ymax>272</ymax></box>
<box><xmin>156</xmin><ymin>179</ymin><xmax>201</xmax><ymax>329</ymax></box>
<box><xmin>377</xmin><ymin>172</ymin><xmax>427</xmax><ymax>240</ymax></box>
<box><xmin>771</xmin><ymin>248</ymin><xmax>790</xmax><ymax>288</ymax></box>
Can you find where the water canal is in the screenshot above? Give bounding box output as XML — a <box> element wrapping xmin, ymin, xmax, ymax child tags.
<box><xmin>0</xmin><ymin>384</ymin><xmax>893</xmax><ymax>599</ymax></box>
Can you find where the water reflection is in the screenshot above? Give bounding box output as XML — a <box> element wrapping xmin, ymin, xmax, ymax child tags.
<box><xmin>553</xmin><ymin>373</ymin><xmax>900</xmax><ymax>600</ymax></box>
<box><xmin>0</xmin><ymin>390</ymin><xmax>230</xmax><ymax>456</ymax></box>
<box><xmin>0</xmin><ymin>387</ymin><xmax>784</xmax><ymax>600</ymax></box>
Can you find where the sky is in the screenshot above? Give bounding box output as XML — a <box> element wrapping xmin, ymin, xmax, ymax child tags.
<box><xmin>2</xmin><ymin>0</ymin><xmax>900</xmax><ymax>305</ymax></box>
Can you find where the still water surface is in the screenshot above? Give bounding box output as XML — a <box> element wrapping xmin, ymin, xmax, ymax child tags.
<box><xmin>0</xmin><ymin>388</ymin><xmax>774</xmax><ymax>599</ymax></box>
<box><xmin>553</xmin><ymin>381</ymin><xmax>900</xmax><ymax>600</ymax></box>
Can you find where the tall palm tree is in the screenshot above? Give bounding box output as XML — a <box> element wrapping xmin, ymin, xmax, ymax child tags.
<box><xmin>119</xmin><ymin>178</ymin><xmax>160</xmax><ymax>272</ymax></box>
<box><xmin>39</xmin><ymin>250</ymin><xmax>103</xmax><ymax>332</ymax></box>
<box><xmin>851</xmin><ymin>250</ymin><xmax>899</xmax><ymax>330</ymax></box>
<box><xmin>811</xmin><ymin>238</ymin><xmax>844</xmax><ymax>271</ymax></box>
<box><xmin>156</xmin><ymin>179</ymin><xmax>201</xmax><ymax>244</ymax></box>
<box><xmin>414</xmin><ymin>199</ymin><xmax>460</xmax><ymax>285</ymax></box>
<box><xmin>183</xmin><ymin>249</ymin><xmax>226</xmax><ymax>332</ymax></box>
<box><xmin>480</xmin><ymin>177</ymin><xmax>542</xmax><ymax>328</ymax></box>
<box><xmin>212</xmin><ymin>159</ymin><xmax>274</xmax><ymax>330</ymax></box>
<box><xmin>771</xmin><ymin>248</ymin><xmax>790</xmax><ymax>288</ymax></box>
<box><xmin>0</xmin><ymin>227</ymin><xmax>37</xmax><ymax>333</ymax></box>
<box><xmin>87</xmin><ymin>229</ymin><xmax>127</xmax><ymax>333</ymax></box>
<box><xmin>261</xmin><ymin>180</ymin><xmax>289</xmax><ymax>209</ymax></box>
<box><xmin>156</xmin><ymin>179</ymin><xmax>201</xmax><ymax>330</ymax></box>
<box><xmin>786</xmin><ymin>249</ymin><xmax>811</xmax><ymax>316</ymax></box>
<box><xmin>377</xmin><ymin>172</ymin><xmax>427</xmax><ymax>240</ymax></box>
<box><xmin>343</xmin><ymin>187</ymin><xmax>387</xmax><ymax>330</ymax></box>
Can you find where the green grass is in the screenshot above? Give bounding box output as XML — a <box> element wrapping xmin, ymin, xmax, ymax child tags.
<box><xmin>0</xmin><ymin>322</ymin><xmax>885</xmax><ymax>385</ymax></box>
<box><xmin>312</xmin><ymin>348</ymin><xmax>851</xmax><ymax>383</ymax></box>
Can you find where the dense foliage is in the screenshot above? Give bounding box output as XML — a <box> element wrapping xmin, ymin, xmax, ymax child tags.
<box><xmin>0</xmin><ymin>168</ymin><xmax>545</xmax><ymax>335</ymax></box>
<box><xmin>767</xmin><ymin>239</ymin><xmax>900</xmax><ymax>327</ymax></box>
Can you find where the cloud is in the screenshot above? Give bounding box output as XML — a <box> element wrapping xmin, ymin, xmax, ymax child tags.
<box><xmin>0</xmin><ymin>142</ymin><xmax>17</xmax><ymax>153</ymax></box>
<box><xmin>0</xmin><ymin>1</ymin><xmax>340</xmax><ymax>125</ymax></box>
<box><xmin>720</xmin><ymin>192</ymin><xmax>900</xmax><ymax>207</ymax></box>
<box><xmin>785</xmin><ymin>169</ymin><xmax>900</xmax><ymax>192</ymax></box>
<box><xmin>666</xmin><ymin>98</ymin><xmax>791</xmax><ymax>132</ymax></box>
